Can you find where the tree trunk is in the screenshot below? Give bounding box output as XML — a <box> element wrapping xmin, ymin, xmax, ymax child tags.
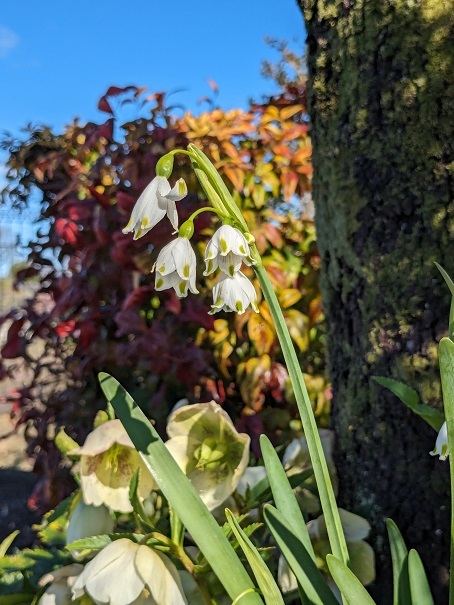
<box><xmin>297</xmin><ymin>0</ymin><xmax>454</xmax><ymax>601</ymax></box>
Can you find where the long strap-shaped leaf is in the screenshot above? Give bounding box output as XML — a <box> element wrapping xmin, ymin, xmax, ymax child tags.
<box><xmin>326</xmin><ymin>555</ymin><xmax>376</xmax><ymax>605</ymax></box>
<box><xmin>98</xmin><ymin>372</ymin><xmax>263</xmax><ymax>605</ymax></box>
<box><xmin>408</xmin><ymin>550</ymin><xmax>434</xmax><ymax>605</ymax></box>
<box><xmin>263</xmin><ymin>505</ymin><xmax>338</xmax><ymax>605</ymax></box>
<box><xmin>386</xmin><ymin>519</ymin><xmax>411</xmax><ymax>605</ymax></box>
<box><xmin>225</xmin><ymin>509</ymin><xmax>284</xmax><ymax>605</ymax></box>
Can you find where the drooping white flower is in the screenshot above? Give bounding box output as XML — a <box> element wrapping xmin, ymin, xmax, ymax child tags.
<box><xmin>166</xmin><ymin>401</ymin><xmax>250</xmax><ymax>510</ymax></box>
<box><xmin>123</xmin><ymin>176</ymin><xmax>187</xmax><ymax>239</ymax></box>
<box><xmin>38</xmin><ymin>564</ymin><xmax>83</xmax><ymax>605</ymax></box>
<box><xmin>430</xmin><ymin>421</ymin><xmax>448</xmax><ymax>460</ymax></box>
<box><xmin>66</xmin><ymin>499</ymin><xmax>114</xmax><ymax>546</ymax></box>
<box><xmin>204</xmin><ymin>225</ymin><xmax>256</xmax><ymax>277</ymax></box>
<box><xmin>72</xmin><ymin>538</ymin><xmax>187</xmax><ymax>605</ymax></box>
<box><xmin>154</xmin><ymin>237</ymin><xmax>199</xmax><ymax>298</ymax></box>
<box><xmin>69</xmin><ymin>419</ymin><xmax>155</xmax><ymax>513</ymax></box>
<box><xmin>209</xmin><ymin>272</ymin><xmax>259</xmax><ymax>315</ymax></box>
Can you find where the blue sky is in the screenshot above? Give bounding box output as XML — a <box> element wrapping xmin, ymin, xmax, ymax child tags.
<box><xmin>0</xmin><ymin>1</ymin><xmax>306</xmax><ymax>276</ymax></box>
<box><xmin>0</xmin><ymin>0</ymin><xmax>306</xmax><ymax>136</ymax></box>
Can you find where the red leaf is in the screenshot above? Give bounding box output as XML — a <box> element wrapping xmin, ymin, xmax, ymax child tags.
<box><xmin>54</xmin><ymin>218</ymin><xmax>82</xmax><ymax>247</ymax></box>
<box><xmin>98</xmin><ymin>86</ymin><xmax>140</xmax><ymax>114</ymax></box>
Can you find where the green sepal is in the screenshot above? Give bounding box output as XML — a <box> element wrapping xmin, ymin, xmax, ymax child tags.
<box><xmin>93</xmin><ymin>410</ymin><xmax>110</xmax><ymax>428</ymax></box>
<box><xmin>65</xmin><ymin>532</ymin><xmax>144</xmax><ymax>553</ymax></box>
<box><xmin>225</xmin><ymin>509</ymin><xmax>283</xmax><ymax>605</ymax></box>
<box><xmin>386</xmin><ymin>519</ymin><xmax>411</xmax><ymax>605</ymax></box>
<box><xmin>372</xmin><ymin>376</ymin><xmax>444</xmax><ymax>431</ymax></box>
<box><xmin>408</xmin><ymin>549</ymin><xmax>434</xmax><ymax>605</ymax></box>
<box><xmin>325</xmin><ymin>555</ymin><xmax>376</xmax><ymax>605</ymax></box>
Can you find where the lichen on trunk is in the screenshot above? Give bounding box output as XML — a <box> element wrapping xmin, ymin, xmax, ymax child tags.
<box><xmin>297</xmin><ymin>0</ymin><xmax>454</xmax><ymax>601</ymax></box>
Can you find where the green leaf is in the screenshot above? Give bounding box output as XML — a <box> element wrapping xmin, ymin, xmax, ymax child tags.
<box><xmin>225</xmin><ymin>509</ymin><xmax>283</xmax><ymax>605</ymax></box>
<box><xmin>372</xmin><ymin>376</ymin><xmax>444</xmax><ymax>431</ymax></box>
<box><xmin>246</xmin><ymin>469</ymin><xmax>313</xmax><ymax>509</ymax></box>
<box><xmin>0</xmin><ymin>533</ymin><xmax>19</xmax><ymax>559</ymax></box>
<box><xmin>66</xmin><ymin>532</ymin><xmax>143</xmax><ymax>552</ymax></box>
<box><xmin>408</xmin><ymin>550</ymin><xmax>434</xmax><ymax>605</ymax></box>
<box><xmin>129</xmin><ymin>469</ymin><xmax>155</xmax><ymax>533</ymax></box>
<box><xmin>435</xmin><ymin>262</ymin><xmax>454</xmax><ymax>333</ymax></box>
<box><xmin>386</xmin><ymin>519</ymin><xmax>411</xmax><ymax>605</ymax></box>
<box><xmin>263</xmin><ymin>505</ymin><xmax>337</xmax><ymax>605</ymax></box>
<box><xmin>326</xmin><ymin>555</ymin><xmax>376</xmax><ymax>605</ymax></box>
<box><xmin>98</xmin><ymin>372</ymin><xmax>263</xmax><ymax>605</ymax></box>
<box><xmin>44</xmin><ymin>492</ymin><xmax>76</xmax><ymax>524</ymax></box>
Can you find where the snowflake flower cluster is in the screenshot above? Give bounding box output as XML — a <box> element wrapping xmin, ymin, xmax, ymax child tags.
<box><xmin>122</xmin><ymin>174</ymin><xmax>259</xmax><ymax>315</ymax></box>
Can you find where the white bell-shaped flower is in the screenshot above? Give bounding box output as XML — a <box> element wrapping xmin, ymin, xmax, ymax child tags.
<box><xmin>204</xmin><ymin>225</ymin><xmax>255</xmax><ymax>277</ymax></box>
<box><xmin>209</xmin><ymin>272</ymin><xmax>258</xmax><ymax>315</ymax></box>
<box><xmin>38</xmin><ymin>564</ymin><xmax>83</xmax><ymax>605</ymax></box>
<box><xmin>69</xmin><ymin>419</ymin><xmax>155</xmax><ymax>513</ymax></box>
<box><xmin>123</xmin><ymin>176</ymin><xmax>187</xmax><ymax>239</ymax></box>
<box><xmin>72</xmin><ymin>538</ymin><xmax>187</xmax><ymax>605</ymax></box>
<box><xmin>430</xmin><ymin>421</ymin><xmax>448</xmax><ymax>460</ymax></box>
<box><xmin>154</xmin><ymin>237</ymin><xmax>199</xmax><ymax>298</ymax></box>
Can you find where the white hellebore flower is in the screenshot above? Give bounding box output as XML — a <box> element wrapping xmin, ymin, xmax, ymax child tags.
<box><xmin>123</xmin><ymin>176</ymin><xmax>187</xmax><ymax>239</ymax></box>
<box><xmin>204</xmin><ymin>225</ymin><xmax>256</xmax><ymax>277</ymax></box>
<box><xmin>166</xmin><ymin>401</ymin><xmax>250</xmax><ymax>510</ymax></box>
<box><xmin>70</xmin><ymin>419</ymin><xmax>155</xmax><ymax>513</ymax></box>
<box><xmin>154</xmin><ymin>236</ymin><xmax>199</xmax><ymax>298</ymax></box>
<box><xmin>430</xmin><ymin>421</ymin><xmax>448</xmax><ymax>460</ymax></box>
<box><xmin>38</xmin><ymin>564</ymin><xmax>83</xmax><ymax>605</ymax></box>
<box><xmin>210</xmin><ymin>272</ymin><xmax>259</xmax><ymax>315</ymax></box>
<box><xmin>72</xmin><ymin>538</ymin><xmax>187</xmax><ymax>605</ymax></box>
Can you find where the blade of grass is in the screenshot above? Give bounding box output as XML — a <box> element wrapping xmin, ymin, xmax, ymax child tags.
<box><xmin>326</xmin><ymin>555</ymin><xmax>376</xmax><ymax>605</ymax></box>
<box><xmin>386</xmin><ymin>519</ymin><xmax>411</xmax><ymax>605</ymax></box>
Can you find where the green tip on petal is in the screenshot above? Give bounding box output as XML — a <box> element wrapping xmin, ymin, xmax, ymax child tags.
<box><xmin>178</xmin><ymin>281</ymin><xmax>187</xmax><ymax>295</ymax></box>
<box><xmin>235</xmin><ymin>301</ymin><xmax>243</xmax><ymax>313</ymax></box>
<box><xmin>229</xmin><ymin>265</ymin><xmax>235</xmax><ymax>277</ymax></box>
<box><xmin>183</xmin><ymin>264</ymin><xmax>190</xmax><ymax>278</ymax></box>
<box><xmin>156</xmin><ymin>278</ymin><xmax>164</xmax><ymax>288</ymax></box>
<box><xmin>220</xmin><ymin>238</ymin><xmax>228</xmax><ymax>254</ymax></box>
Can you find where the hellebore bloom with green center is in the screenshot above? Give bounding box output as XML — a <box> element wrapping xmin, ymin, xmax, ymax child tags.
<box><xmin>166</xmin><ymin>401</ymin><xmax>250</xmax><ymax>510</ymax></box>
<box><xmin>122</xmin><ymin>176</ymin><xmax>187</xmax><ymax>239</ymax></box>
<box><xmin>204</xmin><ymin>225</ymin><xmax>256</xmax><ymax>277</ymax></box>
<box><xmin>70</xmin><ymin>419</ymin><xmax>155</xmax><ymax>513</ymax></box>
<box><xmin>154</xmin><ymin>237</ymin><xmax>199</xmax><ymax>298</ymax></box>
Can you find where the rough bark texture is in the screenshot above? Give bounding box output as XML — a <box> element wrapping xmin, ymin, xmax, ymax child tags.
<box><xmin>297</xmin><ymin>0</ymin><xmax>454</xmax><ymax>602</ymax></box>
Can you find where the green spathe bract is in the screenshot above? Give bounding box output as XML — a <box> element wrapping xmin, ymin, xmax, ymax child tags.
<box><xmin>98</xmin><ymin>372</ymin><xmax>263</xmax><ymax>605</ymax></box>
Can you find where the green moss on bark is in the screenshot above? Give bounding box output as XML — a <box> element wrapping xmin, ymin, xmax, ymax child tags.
<box><xmin>298</xmin><ymin>0</ymin><xmax>454</xmax><ymax>601</ymax></box>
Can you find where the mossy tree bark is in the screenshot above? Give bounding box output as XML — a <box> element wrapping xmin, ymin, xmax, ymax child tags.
<box><xmin>297</xmin><ymin>0</ymin><xmax>454</xmax><ymax>601</ymax></box>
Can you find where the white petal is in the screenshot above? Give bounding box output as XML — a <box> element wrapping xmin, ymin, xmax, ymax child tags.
<box><xmin>165</xmin><ymin>178</ymin><xmax>188</xmax><ymax>202</ymax></box>
<box><xmin>189</xmin><ymin>466</ymin><xmax>236</xmax><ymax>510</ymax></box>
<box><xmin>70</xmin><ymin>419</ymin><xmax>130</xmax><ymax>457</ymax></box>
<box><xmin>218</xmin><ymin>252</ymin><xmax>243</xmax><ymax>277</ymax></box>
<box><xmin>155</xmin><ymin>239</ymin><xmax>178</xmax><ymax>276</ymax></box>
<box><xmin>122</xmin><ymin>179</ymin><xmax>159</xmax><ymax>235</ymax></box>
<box><xmin>155</xmin><ymin>271</ymin><xmax>190</xmax><ymax>298</ymax></box>
<box><xmin>74</xmin><ymin>539</ymin><xmax>144</xmax><ymax>605</ymax></box>
<box><xmin>166</xmin><ymin>199</ymin><xmax>179</xmax><ymax>231</ymax></box>
<box><xmin>204</xmin><ymin>238</ymin><xmax>219</xmax><ymax>261</ymax></box>
<box><xmin>171</xmin><ymin>239</ymin><xmax>195</xmax><ymax>280</ymax></box>
<box><xmin>430</xmin><ymin>421</ymin><xmax>448</xmax><ymax>460</ymax></box>
<box><xmin>135</xmin><ymin>546</ymin><xmax>187</xmax><ymax>605</ymax></box>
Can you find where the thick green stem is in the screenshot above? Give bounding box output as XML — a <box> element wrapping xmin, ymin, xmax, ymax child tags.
<box><xmin>439</xmin><ymin>337</ymin><xmax>454</xmax><ymax>605</ymax></box>
<box><xmin>254</xmin><ymin>263</ymin><xmax>349</xmax><ymax>566</ymax></box>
